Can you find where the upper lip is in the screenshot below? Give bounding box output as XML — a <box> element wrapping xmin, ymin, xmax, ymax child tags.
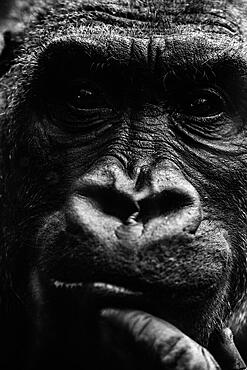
<box><xmin>53</xmin><ymin>280</ymin><xmax>142</xmax><ymax>295</ymax></box>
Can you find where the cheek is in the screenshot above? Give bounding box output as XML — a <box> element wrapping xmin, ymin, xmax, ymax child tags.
<box><xmin>132</xmin><ymin>223</ymin><xmax>232</xmax><ymax>303</ymax></box>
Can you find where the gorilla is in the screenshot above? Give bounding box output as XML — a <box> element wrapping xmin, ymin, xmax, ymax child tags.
<box><xmin>1</xmin><ymin>0</ymin><xmax>247</xmax><ymax>369</ymax></box>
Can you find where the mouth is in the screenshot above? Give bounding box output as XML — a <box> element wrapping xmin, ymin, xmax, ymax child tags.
<box><xmin>30</xmin><ymin>276</ymin><xmax>214</xmax><ymax>369</ymax></box>
<box><xmin>53</xmin><ymin>280</ymin><xmax>142</xmax><ymax>296</ymax></box>
<box><xmin>49</xmin><ymin>280</ymin><xmax>153</xmax><ymax>314</ymax></box>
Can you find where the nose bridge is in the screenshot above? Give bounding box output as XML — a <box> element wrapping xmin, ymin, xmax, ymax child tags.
<box><xmin>127</xmin><ymin>159</ymin><xmax>153</xmax><ymax>193</ymax></box>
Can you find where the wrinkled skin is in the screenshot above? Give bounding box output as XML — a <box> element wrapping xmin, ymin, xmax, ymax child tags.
<box><xmin>1</xmin><ymin>0</ymin><xmax>247</xmax><ymax>369</ymax></box>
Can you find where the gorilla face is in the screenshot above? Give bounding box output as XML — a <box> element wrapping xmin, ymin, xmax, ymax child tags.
<box><xmin>1</xmin><ymin>0</ymin><xmax>247</xmax><ymax>369</ymax></box>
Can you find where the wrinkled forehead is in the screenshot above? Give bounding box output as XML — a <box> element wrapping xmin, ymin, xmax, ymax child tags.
<box><xmin>94</xmin><ymin>0</ymin><xmax>240</xmax><ymax>13</ymax></box>
<box><xmin>108</xmin><ymin>0</ymin><xmax>242</xmax><ymax>33</ymax></box>
<box><xmin>37</xmin><ymin>0</ymin><xmax>245</xmax><ymax>37</ymax></box>
<box><xmin>25</xmin><ymin>0</ymin><xmax>247</xmax><ymax>62</ymax></box>
<box><xmin>80</xmin><ymin>0</ymin><xmax>242</xmax><ymax>12</ymax></box>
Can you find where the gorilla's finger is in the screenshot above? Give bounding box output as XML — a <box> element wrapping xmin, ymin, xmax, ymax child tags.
<box><xmin>101</xmin><ymin>309</ymin><xmax>220</xmax><ymax>369</ymax></box>
<box><xmin>209</xmin><ymin>328</ymin><xmax>247</xmax><ymax>370</ymax></box>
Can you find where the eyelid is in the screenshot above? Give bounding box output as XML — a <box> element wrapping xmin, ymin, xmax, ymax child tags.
<box><xmin>186</xmin><ymin>87</ymin><xmax>226</xmax><ymax>108</ymax></box>
<box><xmin>65</xmin><ymin>80</ymin><xmax>112</xmax><ymax>113</ymax></box>
<box><xmin>180</xmin><ymin>85</ymin><xmax>229</xmax><ymax>106</ymax></box>
<box><xmin>188</xmin><ymin>87</ymin><xmax>225</xmax><ymax>99</ymax></box>
<box><xmin>171</xmin><ymin>85</ymin><xmax>233</xmax><ymax>120</ymax></box>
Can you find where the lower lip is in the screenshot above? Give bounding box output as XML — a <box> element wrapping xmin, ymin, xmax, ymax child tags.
<box><xmin>51</xmin><ymin>280</ymin><xmax>145</xmax><ymax>308</ymax></box>
<box><xmin>89</xmin><ymin>282</ymin><xmax>143</xmax><ymax>296</ymax></box>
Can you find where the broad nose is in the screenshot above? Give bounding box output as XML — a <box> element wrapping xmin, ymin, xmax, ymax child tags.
<box><xmin>135</xmin><ymin>164</ymin><xmax>202</xmax><ymax>236</ymax></box>
<box><xmin>70</xmin><ymin>159</ymin><xmax>202</xmax><ymax>237</ymax></box>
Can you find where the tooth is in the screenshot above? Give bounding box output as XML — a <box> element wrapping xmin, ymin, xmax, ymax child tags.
<box><xmin>53</xmin><ymin>280</ymin><xmax>84</xmax><ymax>289</ymax></box>
<box><xmin>52</xmin><ymin>280</ymin><xmax>141</xmax><ymax>296</ymax></box>
<box><xmin>53</xmin><ymin>280</ymin><xmax>65</xmax><ymax>288</ymax></box>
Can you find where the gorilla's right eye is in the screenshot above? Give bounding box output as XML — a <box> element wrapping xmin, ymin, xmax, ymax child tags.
<box><xmin>47</xmin><ymin>77</ymin><xmax>116</xmax><ymax>134</ymax></box>
<box><xmin>66</xmin><ymin>81</ymin><xmax>109</xmax><ymax>111</ymax></box>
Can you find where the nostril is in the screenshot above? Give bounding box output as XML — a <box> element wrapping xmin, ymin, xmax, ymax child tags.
<box><xmin>137</xmin><ymin>188</ymin><xmax>196</xmax><ymax>223</ymax></box>
<box><xmin>76</xmin><ymin>185</ymin><xmax>140</xmax><ymax>223</ymax></box>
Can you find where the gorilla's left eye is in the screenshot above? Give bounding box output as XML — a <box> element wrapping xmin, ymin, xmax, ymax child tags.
<box><xmin>67</xmin><ymin>82</ymin><xmax>109</xmax><ymax>110</ymax></box>
<box><xmin>177</xmin><ymin>88</ymin><xmax>228</xmax><ymax>118</ymax></box>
